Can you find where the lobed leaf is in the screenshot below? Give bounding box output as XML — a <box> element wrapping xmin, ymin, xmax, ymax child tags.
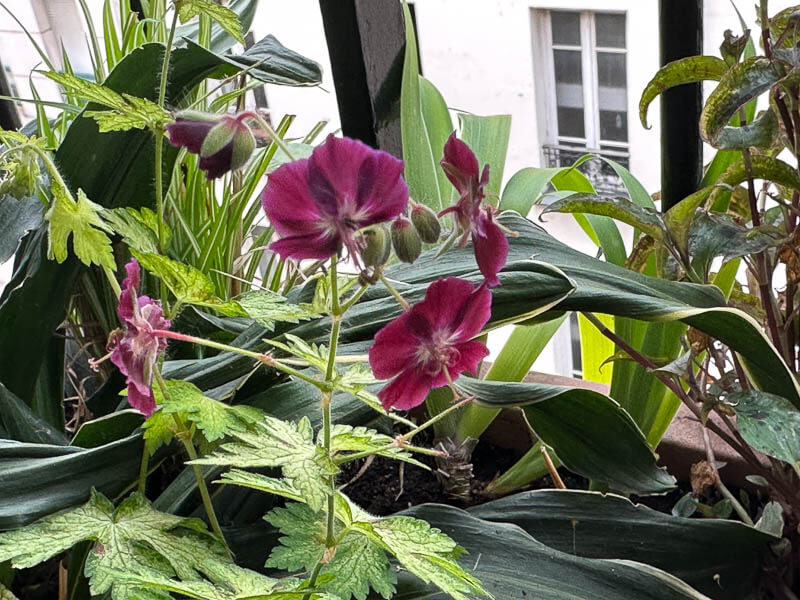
<box><xmin>236</xmin><ymin>289</ymin><xmax>319</xmax><ymax>332</ymax></box>
<box><xmin>46</xmin><ymin>186</ymin><xmax>114</xmax><ymax>269</ymax></box>
<box><xmin>175</xmin><ymin>0</ymin><xmax>244</xmax><ymax>45</ymax></box>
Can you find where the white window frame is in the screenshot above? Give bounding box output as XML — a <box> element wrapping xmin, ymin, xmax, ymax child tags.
<box><xmin>532</xmin><ymin>8</ymin><xmax>629</xmax><ymax>154</ymax></box>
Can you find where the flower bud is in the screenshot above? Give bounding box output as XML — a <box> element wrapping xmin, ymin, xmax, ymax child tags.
<box><xmin>410</xmin><ymin>202</ymin><xmax>441</xmax><ymax>243</ymax></box>
<box><xmin>391</xmin><ymin>216</ymin><xmax>422</xmax><ymax>263</ymax></box>
<box><xmin>359</xmin><ymin>224</ymin><xmax>391</xmax><ymax>267</ymax></box>
<box><xmin>166</xmin><ymin>112</ymin><xmax>255</xmax><ymax>179</ymax></box>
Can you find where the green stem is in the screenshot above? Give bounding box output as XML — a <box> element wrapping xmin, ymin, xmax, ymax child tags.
<box><xmin>340</xmin><ymin>283</ymin><xmax>369</xmax><ymax>313</ymax></box>
<box><xmin>154</xmin><ymin>9</ymin><xmax>179</xmax><ymax>302</ymax></box>
<box><xmin>335</xmin><ymin>396</ymin><xmax>473</xmax><ymax>464</ymax></box>
<box><xmin>377</xmin><ymin>270</ymin><xmax>410</xmax><ymax>310</ymax></box>
<box><xmin>154</xmin><ymin>370</ymin><xmax>229</xmax><ymax>551</ymax></box>
<box><xmin>137</xmin><ymin>445</ymin><xmax>150</xmax><ymax>495</ymax></box>
<box><xmin>306</xmin><ymin>258</ymin><xmax>343</xmax><ymax>596</ymax></box>
<box><xmin>151</xmin><ymin>329</ymin><xmax>329</xmax><ymax>390</ymax></box>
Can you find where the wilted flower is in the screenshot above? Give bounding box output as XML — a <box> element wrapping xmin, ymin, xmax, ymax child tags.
<box><xmin>109</xmin><ymin>259</ymin><xmax>170</xmax><ymax>416</ymax></box>
<box><xmin>166</xmin><ymin>111</ymin><xmax>255</xmax><ymax>180</ymax></box>
<box><xmin>369</xmin><ymin>277</ymin><xmax>491</xmax><ymax>411</ymax></box>
<box><xmin>262</xmin><ymin>135</ymin><xmax>408</xmax><ymax>265</ymax></box>
<box><xmin>439</xmin><ymin>132</ymin><xmax>509</xmax><ymax>287</ymax></box>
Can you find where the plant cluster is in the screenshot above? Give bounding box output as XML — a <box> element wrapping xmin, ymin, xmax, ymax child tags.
<box><xmin>2</xmin><ymin>1</ymin><xmax>800</xmax><ymax>599</ymax></box>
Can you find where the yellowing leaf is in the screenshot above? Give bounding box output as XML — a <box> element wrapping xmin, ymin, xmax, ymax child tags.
<box><xmin>46</xmin><ymin>186</ymin><xmax>114</xmax><ymax>268</ymax></box>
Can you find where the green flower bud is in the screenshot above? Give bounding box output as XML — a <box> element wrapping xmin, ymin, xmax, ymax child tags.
<box><xmin>391</xmin><ymin>215</ymin><xmax>422</xmax><ymax>263</ymax></box>
<box><xmin>410</xmin><ymin>202</ymin><xmax>441</xmax><ymax>243</ymax></box>
<box><xmin>359</xmin><ymin>224</ymin><xmax>391</xmax><ymax>267</ymax></box>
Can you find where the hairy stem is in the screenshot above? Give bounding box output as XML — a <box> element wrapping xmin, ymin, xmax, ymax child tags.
<box><xmin>378</xmin><ymin>270</ymin><xmax>410</xmax><ymax>310</ymax></box>
<box><xmin>154</xmin><ymin>370</ymin><xmax>229</xmax><ymax>551</ymax></box>
<box><xmin>154</xmin><ymin>9</ymin><xmax>179</xmax><ymax>302</ymax></box>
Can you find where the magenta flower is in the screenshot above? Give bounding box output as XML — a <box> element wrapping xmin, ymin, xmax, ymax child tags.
<box><xmin>166</xmin><ymin>112</ymin><xmax>255</xmax><ymax>180</ymax></box>
<box><xmin>439</xmin><ymin>132</ymin><xmax>509</xmax><ymax>287</ymax></box>
<box><xmin>369</xmin><ymin>277</ymin><xmax>491</xmax><ymax>411</ymax></box>
<box><xmin>262</xmin><ymin>134</ymin><xmax>409</xmax><ymax>266</ymax></box>
<box><xmin>109</xmin><ymin>259</ymin><xmax>170</xmax><ymax>416</ymax></box>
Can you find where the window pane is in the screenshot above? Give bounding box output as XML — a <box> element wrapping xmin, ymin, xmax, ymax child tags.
<box><xmin>596</xmin><ymin>13</ymin><xmax>625</xmax><ymax>48</ymax></box>
<box><xmin>599</xmin><ymin>110</ymin><xmax>627</xmax><ymax>142</ymax></box>
<box><xmin>551</xmin><ymin>11</ymin><xmax>580</xmax><ymax>46</ymax></box>
<box><xmin>553</xmin><ymin>49</ymin><xmax>584</xmax><ymax>138</ymax></box>
<box><xmin>597</xmin><ymin>52</ymin><xmax>627</xmax><ymax>142</ymax></box>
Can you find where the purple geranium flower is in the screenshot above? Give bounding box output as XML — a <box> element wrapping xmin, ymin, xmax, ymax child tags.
<box><xmin>261</xmin><ymin>134</ymin><xmax>409</xmax><ymax>266</ymax></box>
<box><xmin>439</xmin><ymin>132</ymin><xmax>509</xmax><ymax>287</ymax></box>
<box><xmin>166</xmin><ymin>112</ymin><xmax>255</xmax><ymax>180</ymax></box>
<box><xmin>369</xmin><ymin>277</ymin><xmax>491</xmax><ymax>411</ymax></box>
<box><xmin>109</xmin><ymin>259</ymin><xmax>170</xmax><ymax>416</ymax></box>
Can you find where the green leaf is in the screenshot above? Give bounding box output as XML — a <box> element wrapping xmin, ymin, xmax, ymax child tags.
<box><xmin>700</xmin><ymin>57</ymin><xmax>788</xmax><ymax>149</ymax></box>
<box><xmin>0</xmin><ymin>380</ymin><xmax>68</xmax><ymax>445</ymax></box>
<box><xmin>0</xmin><ymin>490</ymin><xmax>262</xmax><ymax>596</ymax></box>
<box><xmin>418</xmin><ymin>77</ymin><xmax>454</xmax><ymax>209</ymax></box>
<box><xmin>155</xmin><ymin>379</ymin><xmax>261</xmax><ymax>442</ymax></box>
<box><xmin>45</xmin><ymin>71</ymin><xmax>170</xmax><ymax>131</ymax></box>
<box><xmin>132</xmin><ymin>250</ymin><xmax>246</xmax><ymax>316</ymax></box>
<box><xmin>330</xmin><ymin>424</ymin><xmax>426</xmax><ymax>468</ymax></box>
<box><xmin>142</xmin><ymin>408</ymin><xmax>179</xmax><ymax>454</ymax></box>
<box><xmin>456</xmin><ymin>378</ymin><xmax>676</xmax><ymax>494</ymax></box>
<box><xmin>71</xmin><ymin>410</ymin><xmax>144</xmax><ymax>449</ymax></box>
<box><xmin>0</xmin><ymin>583</ymin><xmax>18</xmax><ymax>600</ymax></box>
<box><xmin>731</xmin><ymin>390</ymin><xmax>800</xmax><ymax>470</ymax></box>
<box><xmin>458</xmin><ymin>113</ymin><xmax>511</xmax><ymax>202</ymax></box>
<box><xmin>689</xmin><ymin>213</ymin><xmax>785</xmax><ymax>276</ymax></box>
<box><xmin>400</xmin><ymin>2</ymin><xmax>447</xmax><ymax>212</ymax></box>
<box><xmin>175</xmin><ymin>0</ymin><xmax>257</xmax><ymax>54</ymax></box>
<box><xmin>469</xmin><ymin>490</ymin><xmax>777</xmax><ymax>600</ymax></box>
<box><xmin>236</xmin><ymin>289</ymin><xmax>319</xmax><ymax>332</ymax></box>
<box><xmin>103</xmin><ymin>206</ymin><xmax>167</xmax><ymax>254</ymax></box>
<box><xmin>639</xmin><ymin>56</ymin><xmax>728</xmax><ymax>128</ymax></box>
<box><xmin>663</xmin><ymin>187</ymin><xmax>713</xmax><ymax>259</ymax></box>
<box><xmin>708</xmin><ymin>155</ymin><xmax>800</xmax><ymax>212</ymax></box>
<box><xmin>266</xmin><ymin>334</ymin><xmax>330</xmax><ymax>373</ymax></box>
<box><xmin>755</xmin><ymin>501</ymin><xmax>784</xmax><ymax>537</ymax></box>
<box><xmin>0</xmin><ymin>195</ymin><xmax>43</xmax><ymax>263</ymax></box>
<box><xmin>176</xmin><ymin>0</ymin><xmax>244</xmax><ymax>45</ymax></box>
<box><xmin>399</xmin><ymin>504</ymin><xmax>708</xmax><ymax>600</ymax></box>
<box><xmin>542</xmin><ymin>193</ymin><xmax>665</xmax><ymax>241</ymax></box>
<box><xmin>211</xmin><ymin>35</ymin><xmax>323</xmax><ymax>86</ymax></box>
<box><xmin>194</xmin><ymin>415</ymin><xmax>335</xmax><ymax>511</ymax></box>
<box><xmin>265</xmin><ymin>503</ymin><xmax>396</xmax><ymax>600</ymax></box>
<box><xmin>46</xmin><ymin>186</ymin><xmax>115</xmax><ymax>268</ymax></box>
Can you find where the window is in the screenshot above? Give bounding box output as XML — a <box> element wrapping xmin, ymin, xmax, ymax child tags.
<box><xmin>533</xmin><ymin>10</ymin><xmax>629</xmax><ymax>194</ymax></box>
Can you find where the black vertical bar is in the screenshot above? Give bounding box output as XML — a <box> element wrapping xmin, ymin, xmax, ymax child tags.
<box><xmin>659</xmin><ymin>0</ymin><xmax>703</xmax><ymax>212</ymax></box>
<box><xmin>0</xmin><ymin>62</ymin><xmax>21</xmax><ymax>131</ymax></box>
<box><xmin>319</xmin><ymin>0</ymin><xmax>406</xmax><ymax>157</ymax></box>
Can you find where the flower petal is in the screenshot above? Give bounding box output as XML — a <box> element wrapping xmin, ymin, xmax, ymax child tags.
<box><xmin>451</xmin><ymin>283</ymin><xmax>492</xmax><ymax>342</ymax></box>
<box><xmin>369</xmin><ymin>312</ymin><xmax>424</xmax><ymax>379</ymax></box>
<box><xmin>353</xmin><ymin>151</ymin><xmax>408</xmax><ymax>225</ymax></box>
<box><xmin>166</xmin><ymin>118</ymin><xmax>216</xmax><ymax>154</ymax></box>
<box><xmin>269</xmin><ymin>231</ymin><xmax>340</xmax><ymax>261</ymax></box>
<box><xmin>448</xmin><ymin>339</ymin><xmax>489</xmax><ymax>379</ymax></box>
<box><xmin>117</xmin><ymin>259</ymin><xmax>141</xmax><ymax>323</ymax></box>
<box><xmin>127</xmin><ymin>383</ymin><xmax>157</xmax><ymax>417</ymax></box>
<box><xmin>262</xmin><ymin>158</ymin><xmax>327</xmax><ymax>238</ymax></box>
<box><xmin>441</xmin><ymin>132</ymin><xmax>480</xmax><ymax>193</ymax></box>
<box><xmin>378</xmin><ymin>369</ymin><xmax>436</xmax><ymax>411</ymax></box>
<box><xmin>307</xmin><ymin>135</ymin><xmax>371</xmax><ymax>216</ymax></box>
<box><xmin>472</xmin><ymin>210</ymin><xmax>509</xmax><ymax>288</ymax></box>
<box><xmin>414</xmin><ymin>277</ymin><xmax>476</xmax><ymax>334</ymax></box>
